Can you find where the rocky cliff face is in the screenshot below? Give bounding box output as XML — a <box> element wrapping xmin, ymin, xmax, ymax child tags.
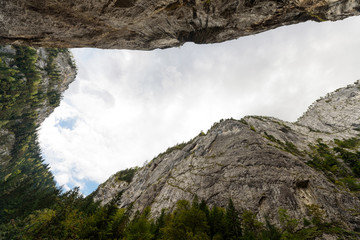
<box><xmin>1</xmin><ymin>0</ymin><xmax>359</xmax><ymax>49</ymax></box>
<box><xmin>297</xmin><ymin>84</ymin><xmax>360</xmax><ymax>134</ymax></box>
<box><xmin>0</xmin><ymin>45</ymin><xmax>76</xmax><ymax>165</ymax></box>
<box><xmin>94</xmin><ymin>80</ymin><xmax>360</xmax><ymax>231</ymax></box>
<box><xmin>0</xmin><ymin>45</ymin><xmax>76</xmax><ymax>223</ymax></box>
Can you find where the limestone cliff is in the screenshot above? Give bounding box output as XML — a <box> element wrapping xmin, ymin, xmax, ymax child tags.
<box><xmin>1</xmin><ymin>0</ymin><xmax>359</xmax><ymax>49</ymax></box>
<box><xmin>94</xmin><ymin>80</ymin><xmax>360</xmax><ymax>231</ymax></box>
<box><xmin>0</xmin><ymin>45</ymin><xmax>76</xmax><ymax>165</ymax></box>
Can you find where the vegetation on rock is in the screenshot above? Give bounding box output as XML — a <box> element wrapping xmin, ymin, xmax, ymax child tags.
<box><xmin>0</xmin><ymin>46</ymin><xmax>60</xmax><ymax>224</ymax></box>
<box><xmin>0</xmin><ymin>45</ymin><xmax>75</xmax><ymax>228</ymax></box>
<box><xmin>307</xmin><ymin>139</ymin><xmax>360</xmax><ymax>192</ymax></box>
<box><xmin>115</xmin><ymin>167</ymin><xmax>139</xmax><ymax>184</ymax></box>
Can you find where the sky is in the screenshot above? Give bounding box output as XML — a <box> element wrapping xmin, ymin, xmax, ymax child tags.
<box><xmin>39</xmin><ymin>16</ymin><xmax>360</xmax><ymax>195</ymax></box>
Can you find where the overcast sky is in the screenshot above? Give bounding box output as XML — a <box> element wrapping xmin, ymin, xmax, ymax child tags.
<box><xmin>39</xmin><ymin>17</ymin><xmax>360</xmax><ymax>195</ymax></box>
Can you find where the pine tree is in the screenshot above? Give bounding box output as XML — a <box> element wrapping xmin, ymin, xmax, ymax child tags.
<box><xmin>225</xmin><ymin>199</ymin><xmax>242</xmax><ymax>240</ymax></box>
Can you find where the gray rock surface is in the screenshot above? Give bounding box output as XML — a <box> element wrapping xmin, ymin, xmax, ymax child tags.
<box><xmin>94</xmin><ymin>80</ymin><xmax>360</xmax><ymax>230</ymax></box>
<box><xmin>35</xmin><ymin>48</ymin><xmax>77</xmax><ymax>124</ymax></box>
<box><xmin>297</xmin><ymin>81</ymin><xmax>360</xmax><ymax>134</ymax></box>
<box><xmin>0</xmin><ymin>0</ymin><xmax>359</xmax><ymax>49</ymax></box>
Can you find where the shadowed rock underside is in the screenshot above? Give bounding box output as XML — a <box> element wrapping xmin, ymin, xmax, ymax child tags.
<box><xmin>0</xmin><ymin>0</ymin><xmax>360</xmax><ymax>49</ymax></box>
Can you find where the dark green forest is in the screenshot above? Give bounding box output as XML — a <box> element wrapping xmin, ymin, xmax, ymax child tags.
<box><xmin>2</xmin><ymin>190</ymin><xmax>359</xmax><ymax>240</ymax></box>
<box><xmin>0</xmin><ymin>46</ymin><xmax>360</xmax><ymax>239</ymax></box>
<box><xmin>0</xmin><ymin>46</ymin><xmax>65</xmax><ymax>225</ymax></box>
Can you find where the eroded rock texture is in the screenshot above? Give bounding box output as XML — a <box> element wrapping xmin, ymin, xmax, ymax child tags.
<box><xmin>1</xmin><ymin>0</ymin><xmax>360</xmax><ymax>49</ymax></box>
<box><xmin>94</xmin><ymin>81</ymin><xmax>360</xmax><ymax>231</ymax></box>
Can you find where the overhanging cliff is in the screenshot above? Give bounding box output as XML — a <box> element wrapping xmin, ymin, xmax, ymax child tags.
<box><xmin>1</xmin><ymin>0</ymin><xmax>359</xmax><ymax>49</ymax></box>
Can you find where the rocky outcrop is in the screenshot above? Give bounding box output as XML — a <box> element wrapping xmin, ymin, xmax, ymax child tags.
<box><xmin>0</xmin><ymin>45</ymin><xmax>76</xmax><ymax>165</ymax></box>
<box><xmin>1</xmin><ymin>0</ymin><xmax>360</xmax><ymax>49</ymax></box>
<box><xmin>297</xmin><ymin>82</ymin><xmax>360</xmax><ymax>134</ymax></box>
<box><xmin>34</xmin><ymin>48</ymin><xmax>77</xmax><ymax>124</ymax></box>
<box><xmin>0</xmin><ymin>46</ymin><xmax>76</xmax><ymax>224</ymax></box>
<box><xmin>94</xmin><ymin>80</ymin><xmax>360</xmax><ymax>231</ymax></box>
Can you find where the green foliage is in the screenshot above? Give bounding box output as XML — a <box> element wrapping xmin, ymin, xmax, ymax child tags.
<box><xmin>334</xmin><ymin>138</ymin><xmax>360</xmax><ymax>150</ymax></box>
<box><xmin>126</xmin><ymin>207</ymin><xmax>154</xmax><ymax>240</ymax></box>
<box><xmin>0</xmin><ymin>47</ymin><xmax>41</xmax><ymax>120</ymax></box>
<box><xmin>263</xmin><ymin>132</ymin><xmax>302</xmax><ymax>156</ymax></box>
<box><xmin>152</xmin><ymin>209</ymin><xmax>166</xmax><ymax>239</ymax></box>
<box><xmin>278</xmin><ymin>208</ymin><xmax>298</xmax><ymax>235</ymax></box>
<box><xmin>2</xmin><ymin>195</ymin><xmax>359</xmax><ymax>239</ymax></box>
<box><xmin>115</xmin><ymin>167</ymin><xmax>139</xmax><ymax>183</ymax></box>
<box><xmin>341</xmin><ymin>176</ymin><xmax>360</xmax><ymax>191</ymax></box>
<box><xmin>241</xmin><ymin>210</ymin><xmax>263</xmax><ymax>239</ymax></box>
<box><xmin>0</xmin><ymin>131</ymin><xmax>59</xmax><ymax>225</ymax></box>
<box><xmin>108</xmin><ymin>208</ymin><xmax>129</xmax><ymax>238</ymax></box>
<box><xmin>239</xmin><ymin>118</ymin><xmax>248</xmax><ymax>125</ymax></box>
<box><xmin>260</xmin><ymin>218</ymin><xmax>282</xmax><ymax>240</ymax></box>
<box><xmin>199</xmin><ymin>131</ymin><xmax>206</xmax><ymax>136</ymax></box>
<box><xmin>154</xmin><ymin>139</ymin><xmax>192</xmax><ymax>160</ymax></box>
<box><xmin>264</xmin><ymin>132</ymin><xmax>282</xmax><ymax>145</ymax></box>
<box><xmin>333</xmin><ymin>146</ymin><xmax>360</xmax><ymax>177</ymax></box>
<box><xmin>47</xmin><ymin>90</ymin><xmax>62</xmax><ymax>107</ymax></box>
<box><xmin>161</xmin><ymin>199</ymin><xmax>210</xmax><ymax>240</ymax></box>
<box><xmin>284</xmin><ymin>142</ymin><xmax>302</xmax><ymax>156</ymax></box>
<box><xmin>306</xmin><ymin>204</ymin><xmax>325</xmax><ymax>227</ymax></box>
<box><xmin>303</xmin><ymin>218</ymin><xmax>311</xmax><ymax>227</ymax></box>
<box><xmin>225</xmin><ymin>199</ymin><xmax>242</xmax><ymax>239</ymax></box>
<box><xmin>0</xmin><ymin>46</ymin><xmax>72</xmax><ymax>225</ymax></box>
<box><xmin>208</xmin><ymin>205</ymin><xmax>226</xmax><ymax>238</ymax></box>
<box><xmin>307</xmin><ymin>141</ymin><xmax>340</xmax><ymax>173</ymax></box>
<box><xmin>306</xmin><ymin>138</ymin><xmax>360</xmax><ymax>192</ymax></box>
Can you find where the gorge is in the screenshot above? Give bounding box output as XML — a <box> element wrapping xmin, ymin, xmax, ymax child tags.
<box><xmin>1</xmin><ymin>0</ymin><xmax>360</xmax><ymax>238</ymax></box>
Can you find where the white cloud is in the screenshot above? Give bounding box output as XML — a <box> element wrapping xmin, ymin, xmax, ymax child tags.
<box><xmin>39</xmin><ymin>16</ymin><xmax>360</xmax><ymax>194</ymax></box>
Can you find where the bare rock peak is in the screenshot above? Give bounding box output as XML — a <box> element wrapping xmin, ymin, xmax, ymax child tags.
<box><xmin>297</xmin><ymin>80</ymin><xmax>360</xmax><ymax>134</ymax></box>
